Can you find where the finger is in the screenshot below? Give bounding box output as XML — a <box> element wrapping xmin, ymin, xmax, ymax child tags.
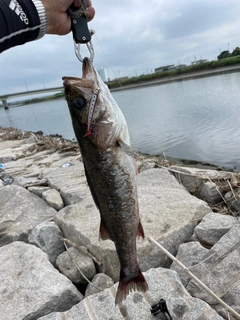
<box><xmin>72</xmin><ymin>0</ymin><xmax>92</xmax><ymax>8</ymax></box>
<box><xmin>84</xmin><ymin>6</ymin><xmax>95</xmax><ymax>21</ymax></box>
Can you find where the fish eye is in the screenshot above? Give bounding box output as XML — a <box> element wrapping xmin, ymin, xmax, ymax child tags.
<box><xmin>73</xmin><ymin>97</ymin><xmax>86</xmax><ymax>110</ymax></box>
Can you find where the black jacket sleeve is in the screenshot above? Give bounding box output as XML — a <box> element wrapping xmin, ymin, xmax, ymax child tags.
<box><xmin>0</xmin><ymin>0</ymin><xmax>42</xmax><ymax>53</ymax></box>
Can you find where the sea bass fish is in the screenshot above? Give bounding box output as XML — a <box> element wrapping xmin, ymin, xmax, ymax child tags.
<box><xmin>62</xmin><ymin>57</ymin><xmax>148</xmax><ymax>304</ymax></box>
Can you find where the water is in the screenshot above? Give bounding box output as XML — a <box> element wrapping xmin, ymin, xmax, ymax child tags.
<box><xmin>1</xmin><ymin>72</ymin><xmax>240</xmax><ymax>169</ymax></box>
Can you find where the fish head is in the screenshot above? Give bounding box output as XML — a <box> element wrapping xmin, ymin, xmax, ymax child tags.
<box><xmin>63</xmin><ymin>58</ymin><xmax>128</xmax><ymax>150</ymax></box>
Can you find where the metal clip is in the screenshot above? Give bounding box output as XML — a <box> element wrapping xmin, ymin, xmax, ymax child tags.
<box><xmin>67</xmin><ymin>1</ymin><xmax>95</xmax><ymax>63</ymax></box>
<box><xmin>74</xmin><ymin>30</ymin><xmax>95</xmax><ymax>63</ymax></box>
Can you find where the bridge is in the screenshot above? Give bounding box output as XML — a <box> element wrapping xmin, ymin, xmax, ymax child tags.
<box><xmin>0</xmin><ymin>86</ymin><xmax>64</xmax><ymax>109</ymax></box>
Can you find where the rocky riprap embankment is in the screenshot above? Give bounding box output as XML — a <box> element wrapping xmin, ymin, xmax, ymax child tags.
<box><xmin>0</xmin><ymin>127</ymin><xmax>240</xmax><ymax>320</ymax></box>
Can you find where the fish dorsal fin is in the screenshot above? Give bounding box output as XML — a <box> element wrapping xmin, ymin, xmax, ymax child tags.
<box><xmin>117</xmin><ymin>140</ymin><xmax>140</xmax><ymax>159</ymax></box>
<box><xmin>99</xmin><ymin>220</ymin><xmax>112</xmax><ymax>241</ymax></box>
<box><xmin>137</xmin><ymin>221</ymin><xmax>145</xmax><ymax>239</ymax></box>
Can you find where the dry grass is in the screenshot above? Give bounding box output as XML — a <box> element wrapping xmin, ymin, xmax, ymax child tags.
<box><xmin>0</xmin><ymin>126</ymin><xmax>79</xmax><ymax>154</ymax></box>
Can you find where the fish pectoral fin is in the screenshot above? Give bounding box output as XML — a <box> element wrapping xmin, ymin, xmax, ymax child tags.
<box><xmin>117</xmin><ymin>140</ymin><xmax>140</xmax><ymax>160</ymax></box>
<box><xmin>99</xmin><ymin>220</ymin><xmax>112</xmax><ymax>241</ymax></box>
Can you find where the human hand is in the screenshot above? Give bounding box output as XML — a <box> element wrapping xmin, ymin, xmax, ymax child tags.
<box><xmin>41</xmin><ymin>0</ymin><xmax>95</xmax><ymax>35</ymax></box>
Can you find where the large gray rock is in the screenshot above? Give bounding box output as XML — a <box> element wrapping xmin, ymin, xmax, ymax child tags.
<box><xmin>170</xmin><ymin>241</ymin><xmax>209</xmax><ymax>286</ymax></box>
<box><xmin>213</xmin><ymin>280</ymin><xmax>240</xmax><ymax>319</ymax></box>
<box><xmin>54</xmin><ymin>169</ymin><xmax>211</xmax><ymax>282</ymax></box>
<box><xmin>85</xmin><ymin>273</ymin><xmax>114</xmax><ymax>297</ymax></box>
<box><xmin>42</xmin><ymin>188</ymin><xmax>64</xmax><ymax>211</ymax></box>
<box><xmin>39</xmin><ymin>268</ymin><xmax>224</xmax><ymax>320</ymax></box>
<box><xmin>44</xmin><ymin>161</ymin><xmax>91</xmax><ymax>205</ymax></box>
<box><xmin>56</xmin><ymin>247</ymin><xmax>96</xmax><ymax>284</ymax></box>
<box><xmin>13</xmin><ymin>176</ymin><xmax>48</xmax><ymax>188</ymax></box>
<box><xmin>225</xmin><ymin>188</ymin><xmax>240</xmax><ymax>213</ymax></box>
<box><xmin>199</xmin><ymin>181</ymin><xmax>224</xmax><ymax>205</ymax></box>
<box><xmin>28</xmin><ymin>221</ymin><xmax>65</xmax><ymax>265</ymax></box>
<box><xmin>0</xmin><ymin>241</ymin><xmax>83</xmax><ymax>320</ymax></box>
<box><xmin>137</xmin><ymin>169</ymin><xmax>211</xmax><ymax>270</ymax></box>
<box><xmin>2</xmin><ymin>144</ymin><xmax>78</xmax><ymax>178</ymax></box>
<box><xmin>28</xmin><ymin>186</ymin><xmax>51</xmax><ymax>197</ymax></box>
<box><xmin>54</xmin><ymin>200</ymin><xmax>118</xmax><ymax>281</ymax></box>
<box><xmin>193</xmin><ymin>212</ymin><xmax>237</xmax><ymax>248</ymax></box>
<box><xmin>0</xmin><ymin>185</ymin><xmax>57</xmax><ymax>246</ymax></box>
<box><xmin>0</xmin><ymin>138</ymin><xmax>27</xmax><ymax>162</ymax></box>
<box><xmin>187</xmin><ymin>223</ymin><xmax>240</xmax><ymax>317</ymax></box>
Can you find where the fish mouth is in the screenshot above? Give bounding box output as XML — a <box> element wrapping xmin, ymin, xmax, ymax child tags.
<box><xmin>62</xmin><ymin>76</ymin><xmax>92</xmax><ymax>89</ymax></box>
<box><xmin>62</xmin><ymin>58</ymin><xmax>94</xmax><ymax>89</ymax></box>
<box><xmin>82</xmin><ymin>57</ymin><xmax>94</xmax><ymax>80</ymax></box>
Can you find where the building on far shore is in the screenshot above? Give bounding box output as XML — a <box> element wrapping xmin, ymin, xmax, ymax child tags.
<box><xmin>155</xmin><ymin>64</ymin><xmax>186</xmax><ymax>72</ymax></box>
<box><xmin>97</xmin><ymin>68</ymin><xmax>108</xmax><ymax>82</ymax></box>
<box><xmin>155</xmin><ymin>65</ymin><xmax>175</xmax><ymax>72</ymax></box>
<box><xmin>191</xmin><ymin>59</ymin><xmax>208</xmax><ymax>65</ymax></box>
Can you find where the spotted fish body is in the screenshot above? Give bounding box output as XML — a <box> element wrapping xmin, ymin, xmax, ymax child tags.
<box><xmin>63</xmin><ymin>58</ymin><xmax>148</xmax><ymax>304</ymax></box>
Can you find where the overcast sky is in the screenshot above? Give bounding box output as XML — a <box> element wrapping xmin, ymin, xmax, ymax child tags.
<box><xmin>1</xmin><ymin>0</ymin><xmax>240</xmax><ymax>95</ymax></box>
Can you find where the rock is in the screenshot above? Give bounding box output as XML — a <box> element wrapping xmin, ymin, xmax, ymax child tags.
<box><xmin>171</xmin><ymin>166</ymin><xmax>234</xmax><ymax>194</ymax></box>
<box><xmin>193</xmin><ymin>212</ymin><xmax>237</xmax><ymax>248</ymax></box>
<box><xmin>56</xmin><ymin>247</ymin><xmax>96</xmax><ymax>284</ymax></box>
<box><xmin>54</xmin><ymin>201</ymin><xmax>118</xmax><ymax>281</ymax></box>
<box><xmin>138</xmin><ymin>161</ymin><xmax>156</xmax><ymax>172</ymax></box>
<box><xmin>1</xmin><ymin>173</ymin><xmax>14</xmax><ymax>185</ymax></box>
<box><xmin>28</xmin><ymin>186</ymin><xmax>51</xmax><ymax>197</ymax></box>
<box><xmin>85</xmin><ymin>273</ymin><xmax>114</xmax><ymax>297</ymax></box>
<box><xmin>225</xmin><ymin>189</ymin><xmax>240</xmax><ymax>213</ymax></box>
<box><xmin>0</xmin><ymin>138</ymin><xmax>26</xmax><ymax>162</ymax></box>
<box><xmin>170</xmin><ymin>242</ymin><xmax>209</xmax><ymax>286</ymax></box>
<box><xmin>13</xmin><ymin>176</ymin><xmax>48</xmax><ymax>188</ymax></box>
<box><xmin>0</xmin><ymin>156</ymin><xmax>12</xmax><ymax>163</ymax></box>
<box><xmin>0</xmin><ymin>241</ymin><xmax>83</xmax><ymax>320</ymax></box>
<box><xmin>136</xmin><ymin>169</ymin><xmax>211</xmax><ymax>271</ymax></box>
<box><xmin>38</xmin><ymin>267</ymin><xmax>224</xmax><ymax>320</ymax></box>
<box><xmin>2</xmin><ymin>148</ymin><xmax>78</xmax><ymax>178</ymax></box>
<box><xmin>23</xmin><ymin>134</ymin><xmax>39</xmax><ymax>144</ymax></box>
<box><xmin>187</xmin><ymin>223</ymin><xmax>240</xmax><ymax>316</ymax></box>
<box><xmin>42</xmin><ymin>189</ymin><xmax>64</xmax><ymax>211</ymax></box>
<box><xmin>44</xmin><ymin>161</ymin><xmax>91</xmax><ymax>205</ymax></box>
<box><xmin>54</xmin><ymin>169</ymin><xmax>211</xmax><ymax>282</ymax></box>
<box><xmin>199</xmin><ymin>181</ymin><xmax>224</xmax><ymax>205</ymax></box>
<box><xmin>28</xmin><ymin>221</ymin><xmax>65</xmax><ymax>265</ymax></box>
<box><xmin>0</xmin><ymin>185</ymin><xmax>57</xmax><ymax>247</ymax></box>
<box><xmin>213</xmin><ymin>280</ymin><xmax>240</xmax><ymax>319</ymax></box>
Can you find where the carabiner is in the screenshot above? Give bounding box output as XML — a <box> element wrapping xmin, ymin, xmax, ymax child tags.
<box><xmin>74</xmin><ymin>30</ymin><xmax>95</xmax><ymax>63</ymax></box>
<box><xmin>67</xmin><ymin>1</ymin><xmax>95</xmax><ymax>63</ymax></box>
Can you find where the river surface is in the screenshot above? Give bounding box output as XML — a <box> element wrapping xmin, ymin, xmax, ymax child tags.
<box><xmin>1</xmin><ymin>72</ymin><xmax>240</xmax><ymax>169</ymax></box>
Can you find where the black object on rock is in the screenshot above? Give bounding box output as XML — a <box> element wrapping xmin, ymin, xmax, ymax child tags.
<box><xmin>151</xmin><ymin>299</ymin><xmax>173</xmax><ymax>319</ymax></box>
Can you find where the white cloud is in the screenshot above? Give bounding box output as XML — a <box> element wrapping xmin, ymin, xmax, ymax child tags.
<box><xmin>1</xmin><ymin>0</ymin><xmax>240</xmax><ymax>93</ymax></box>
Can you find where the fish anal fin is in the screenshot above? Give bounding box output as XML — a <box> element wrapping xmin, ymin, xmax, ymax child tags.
<box><xmin>99</xmin><ymin>220</ymin><xmax>112</xmax><ymax>241</ymax></box>
<box><xmin>137</xmin><ymin>221</ymin><xmax>145</xmax><ymax>239</ymax></box>
<box><xmin>117</xmin><ymin>139</ymin><xmax>140</xmax><ymax>160</ymax></box>
<box><xmin>115</xmin><ymin>268</ymin><xmax>148</xmax><ymax>305</ymax></box>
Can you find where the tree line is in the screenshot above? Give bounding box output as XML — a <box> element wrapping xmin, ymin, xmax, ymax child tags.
<box><xmin>218</xmin><ymin>47</ymin><xmax>240</xmax><ymax>60</ymax></box>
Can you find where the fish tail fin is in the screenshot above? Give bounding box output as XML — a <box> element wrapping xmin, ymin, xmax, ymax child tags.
<box><xmin>115</xmin><ymin>268</ymin><xmax>148</xmax><ymax>305</ymax></box>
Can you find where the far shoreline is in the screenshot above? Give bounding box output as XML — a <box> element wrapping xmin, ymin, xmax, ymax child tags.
<box><xmin>1</xmin><ymin>63</ymin><xmax>240</xmax><ymax>108</ymax></box>
<box><xmin>110</xmin><ymin>64</ymin><xmax>240</xmax><ymax>92</ymax></box>
<box><xmin>0</xmin><ymin>126</ymin><xmax>239</xmax><ymax>173</ymax></box>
